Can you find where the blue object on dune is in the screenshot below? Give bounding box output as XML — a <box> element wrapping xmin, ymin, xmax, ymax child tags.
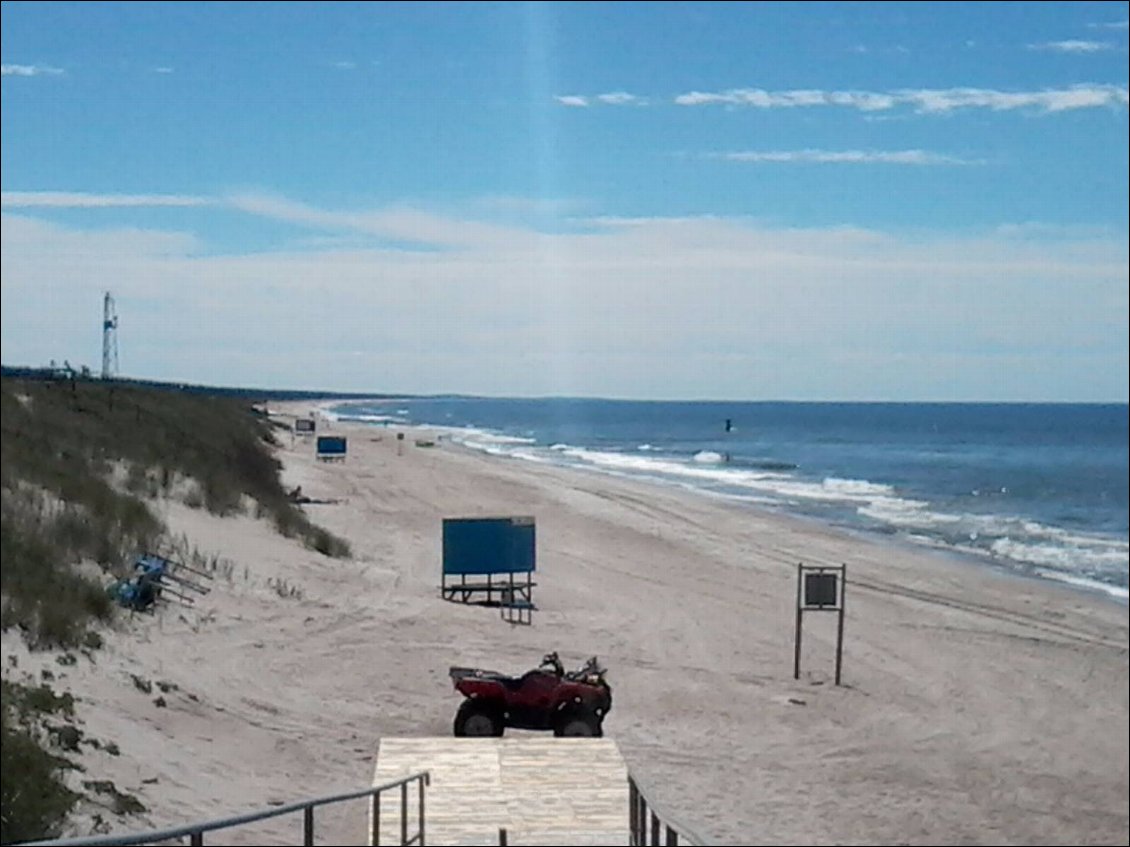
<box><xmin>134</xmin><ymin>553</ymin><xmax>169</xmax><ymax>577</ymax></box>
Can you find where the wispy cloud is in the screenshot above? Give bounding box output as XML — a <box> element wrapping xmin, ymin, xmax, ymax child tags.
<box><xmin>595</xmin><ymin>91</ymin><xmax>646</xmax><ymax>106</ymax></box>
<box><xmin>674</xmin><ymin>89</ymin><xmax>898</xmax><ymax>110</ymax></box>
<box><xmin>904</xmin><ymin>85</ymin><xmax>1129</xmax><ymax>113</ymax></box>
<box><xmin>1028</xmin><ymin>40</ymin><xmax>1113</xmax><ymax>53</ymax></box>
<box><xmin>555</xmin><ymin>92</ymin><xmax>646</xmax><ymax>107</ymax></box>
<box><xmin>671</xmin><ymin>85</ymin><xmax>1129</xmax><ymax>114</ymax></box>
<box><xmin>224</xmin><ymin>192</ymin><xmax>523</xmax><ymax>249</ymax></box>
<box><xmin>0</xmin><ymin>191</ymin><xmax>565</xmax><ymax>246</ymax></box>
<box><xmin>1</xmin><ymin>191</ymin><xmax>210</xmax><ymax>208</ymax></box>
<box><xmin>333</xmin><ymin>60</ymin><xmax>357</xmax><ymax>70</ymax></box>
<box><xmin>153</xmin><ymin>67</ymin><xmax>174</xmax><ymax>74</ymax></box>
<box><xmin>473</xmin><ymin>196</ymin><xmax>585</xmax><ymax>216</ymax></box>
<box><xmin>1</xmin><ymin>64</ymin><xmax>64</xmax><ymax>77</ymax></box>
<box><xmin>711</xmin><ymin>149</ymin><xmax>980</xmax><ymax>166</ymax></box>
<box><xmin>1088</xmin><ymin>20</ymin><xmax>1129</xmax><ymax>30</ymax></box>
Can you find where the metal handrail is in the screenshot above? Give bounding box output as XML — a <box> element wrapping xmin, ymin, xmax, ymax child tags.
<box><xmin>14</xmin><ymin>759</ymin><xmax>709</xmax><ymax>846</ymax></box>
<box><xmin>14</xmin><ymin>771</ymin><xmax>430</xmax><ymax>847</ymax></box>
<box><xmin>628</xmin><ymin>771</ymin><xmax>711</xmax><ymax>846</ymax></box>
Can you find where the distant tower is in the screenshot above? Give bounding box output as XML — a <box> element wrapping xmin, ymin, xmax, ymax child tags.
<box><xmin>101</xmin><ymin>291</ymin><xmax>119</xmax><ymax>379</ymax></box>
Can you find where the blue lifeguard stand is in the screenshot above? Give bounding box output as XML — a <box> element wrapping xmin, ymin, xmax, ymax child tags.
<box><xmin>316</xmin><ymin>435</ymin><xmax>347</xmax><ymax>462</ymax></box>
<box><xmin>441</xmin><ymin>516</ymin><xmax>536</xmax><ymax>624</ymax></box>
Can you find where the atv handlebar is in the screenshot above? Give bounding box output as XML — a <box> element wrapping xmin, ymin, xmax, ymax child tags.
<box><xmin>565</xmin><ymin>656</ymin><xmax>607</xmax><ymax>683</ymax></box>
<box><xmin>540</xmin><ymin>652</ymin><xmax>564</xmax><ymax>676</ymax></box>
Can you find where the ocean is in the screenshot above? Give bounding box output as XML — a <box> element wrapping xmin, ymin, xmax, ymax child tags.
<box><xmin>327</xmin><ymin>398</ymin><xmax>1129</xmax><ymax>602</ymax></box>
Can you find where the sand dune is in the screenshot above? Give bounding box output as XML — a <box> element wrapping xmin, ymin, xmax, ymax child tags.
<box><xmin>4</xmin><ymin>403</ymin><xmax>1126</xmax><ymax>845</ymax></box>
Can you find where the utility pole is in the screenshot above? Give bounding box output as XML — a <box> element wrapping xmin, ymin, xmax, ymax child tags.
<box><xmin>101</xmin><ymin>291</ymin><xmax>119</xmax><ymax>379</ymax></box>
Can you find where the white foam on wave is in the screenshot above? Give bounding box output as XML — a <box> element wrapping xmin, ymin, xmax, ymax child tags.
<box><xmin>693</xmin><ymin>450</ymin><xmax>725</xmax><ymax>464</ymax></box>
<box><xmin>555</xmin><ymin>446</ymin><xmax>789</xmax><ymax>488</ymax></box>
<box><xmin>822</xmin><ymin>477</ymin><xmax>895</xmax><ymax>497</ymax></box>
<box><xmin>857</xmin><ymin>495</ymin><xmax>935</xmax><ymax>525</ymax></box>
<box><xmin>336</xmin><ymin>412</ymin><xmax>401</xmax><ymax>424</ymax></box>
<box><xmin>990</xmin><ymin>536</ymin><xmax>1129</xmax><ymax>572</ymax></box>
<box><xmin>449</xmin><ymin>427</ymin><xmax>537</xmax><ymax>446</ymax></box>
<box><xmin>752</xmin><ymin>476</ymin><xmax>896</xmax><ymax>506</ymax></box>
<box><xmin>860</xmin><ymin>500</ymin><xmax>1128</xmax><ymax>572</ymax></box>
<box><xmin>1032</xmin><ymin>570</ymin><xmax>1129</xmax><ymax>601</ymax></box>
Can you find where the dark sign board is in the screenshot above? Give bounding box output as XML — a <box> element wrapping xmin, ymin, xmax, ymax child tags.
<box><xmin>795</xmin><ymin>563</ymin><xmax>847</xmax><ymax>685</ymax></box>
<box><xmin>442</xmin><ymin>516</ymin><xmax>536</xmax><ymax>575</ymax></box>
<box><xmin>804</xmin><ymin>572</ymin><xmax>839</xmax><ymax>608</ymax></box>
<box><xmin>295</xmin><ymin>418</ymin><xmax>316</xmax><ymax>433</ymax></box>
<box><xmin>316</xmin><ymin>435</ymin><xmax>347</xmax><ymax>456</ymax></box>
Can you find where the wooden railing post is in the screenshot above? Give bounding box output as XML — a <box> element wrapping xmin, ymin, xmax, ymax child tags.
<box><xmin>373</xmin><ymin>791</ymin><xmax>381</xmax><ymax>846</ymax></box>
<box><xmin>628</xmin><ymin>778</ymin><xmax>638</xmax><ymax>845</ymax></box>
<box><xmin>627</xmin><ymin>772</ymin><xmax>705</xmax><ymax>846</ymax></box>
<box><xmin>400</xmin><ymin>780</ymin><xmax>408</xmax><ymax>845</ymax></box>
<box><xmin>303</xmin><ymin>804</ymin><xmax>314</xmax><ymax>846</ymax></box>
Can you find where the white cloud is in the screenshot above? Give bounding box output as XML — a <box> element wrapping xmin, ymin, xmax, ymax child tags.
<box><xmin>1</xmin><ymin>64</ymin><xmax>64</xmax><ymax>77</ymax></box>
<box><xmin>333</xmin><ymin>60</ymin><xmax>357</xmax><ymax>70</ymax></box>
<box><xmin>1</xmin><ymin>192</ymin><xmax>210</xmax><ymax>208</ymax></box>
<box><xmin>473</xmin><ymin>196</ymin><xmax>584</xmax><ymax>216</ymax></box>
<box><xmin>1088</xmin><ymin>20</ymin><xmax>1129</xmax><ymax>29</ymax></box>
<box><xmin>557</xmin><ymin>92</ymin><xmax>646</xmax><ymax>106</ymax></box>
<box><xmin>595</xmin><ymin>91</ymin><xmax>646</xmax><ymax>105</ymax></box>
<box><xmin>902</xmin><ymin>85</ymin><xmax>1128</xmax><ymax>113</ymax></box>
<box><xmin>673</xmin><ymin>84</ymin><xmax>1129</xmax><ymax>114</ymax></box>
<box><xmin>154</xmin><ymin>67</ymin><xmax>175</xmax><ymax>74</ymax></box>
<box><xmin>2</xmin><ymin>201</ymin><xmax>1125</xmax><ymax>401</ymax></box>
<box><xmin>1028</xmin><ymin>40</ymin><xmax>1113</xmax><ymax>52</ymax></box>
<box><xmin>713</xmin><ymin>149</ymin><xmax>979</xmax><ymax>165</ymax></box>
<box><xmin>224</xmin><ymin>193</ymin><xmax>525</xmax><ymax>249</ymax></box>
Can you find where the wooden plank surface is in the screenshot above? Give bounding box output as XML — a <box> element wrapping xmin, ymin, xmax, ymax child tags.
<box><xmin>372</xmin><ymin>736</ymin><xmax>629</xmax><ymax>846</ymax></box>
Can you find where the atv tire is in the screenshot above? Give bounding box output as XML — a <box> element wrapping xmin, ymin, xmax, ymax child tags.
<box><xmin>453</xmin><ymin>699</ymin><xmax>504</xmax><ymax>737</ymax></box>
<box><xmin>554</xmin><ymin>710</ymin><xmax>603</xmax><ymax>737</ymax></box>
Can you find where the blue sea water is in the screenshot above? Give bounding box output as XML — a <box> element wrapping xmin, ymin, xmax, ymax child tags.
<box><xmin>329</xmin><ymin>398</ymin><xmax>1129</xmax><ymax>602</ymax></box>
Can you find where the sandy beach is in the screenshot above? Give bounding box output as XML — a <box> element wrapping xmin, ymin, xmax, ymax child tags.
<box><xmin>4</xmin><ymin>403</ymin><xmax>1127</xmax><ymax>846</ymax></box>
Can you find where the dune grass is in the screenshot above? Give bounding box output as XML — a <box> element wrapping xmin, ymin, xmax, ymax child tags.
<box><xmin>1</xmin><ymin>373</ymin><xmax>352</xmax><ymax>841</ymax></box>
<box><xmin>1</xmin><ymin>374</ymin><xmax>350</xmax><ymax>648</ymax></box>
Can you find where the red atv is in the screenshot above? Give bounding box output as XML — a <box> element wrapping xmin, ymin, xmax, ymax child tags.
<box><xmin>449</xmin><ymin>652</ymin><xmax>611</xmax><ymax>737</ymax></box>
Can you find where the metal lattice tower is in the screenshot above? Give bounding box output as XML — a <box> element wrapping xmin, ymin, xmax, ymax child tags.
<box><xmin>101</xmin><ymin>291</ymin><xmax>119</xmax><ymax>379</ymax></box>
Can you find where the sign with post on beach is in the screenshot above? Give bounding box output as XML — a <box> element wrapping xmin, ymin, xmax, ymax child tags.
<box><xmin>794</xmin><ymin>563</ymin><xmax>847</xmax><ymax>685</ymax></box>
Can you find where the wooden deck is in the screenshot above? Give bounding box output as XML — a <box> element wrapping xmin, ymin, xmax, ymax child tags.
<box><xmin>371</xmin><ymin>736</ymin><xmax>630</xmax><ymax>846</ymax></box>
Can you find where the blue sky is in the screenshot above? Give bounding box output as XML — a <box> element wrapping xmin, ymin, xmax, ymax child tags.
<box><xmin>2</xmin><ymin>1</ymin><xmax>1127</xmax><ymax>401</ymax></box>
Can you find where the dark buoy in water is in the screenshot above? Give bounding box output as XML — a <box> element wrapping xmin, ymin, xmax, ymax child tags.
<box><xmin>725</xmin><ymin>418</ymin><xmax>733</xmax><ymax>433</ymax></box>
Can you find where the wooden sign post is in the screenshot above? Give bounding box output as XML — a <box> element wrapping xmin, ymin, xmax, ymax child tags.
<box><xmin>794</xmin><ymin>563</ymin><xmax>847</xmax><ymax>685</ymax></box>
